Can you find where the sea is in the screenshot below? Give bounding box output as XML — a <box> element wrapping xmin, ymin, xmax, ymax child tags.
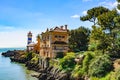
<box><xmin>0</xmin><ymin>48</ymin><xmax>38</xmax><ymax>80</ymax></box>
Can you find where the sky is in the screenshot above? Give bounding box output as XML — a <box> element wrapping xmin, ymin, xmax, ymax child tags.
<box><xmin>0</xmin><ymin>0</ymin><xmax>118</xmax><ymax>48</ymax></box>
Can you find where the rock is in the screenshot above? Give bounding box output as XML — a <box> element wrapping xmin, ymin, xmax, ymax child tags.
<box><xmin>2</xmin><ymin>50</ymin><xmax>16</xmax><ymax>57</ymax></box>
<box><xmin>10</xmin><ymin>57</ymin><xmax>26</xmax><ymax>63</ymax></box>
<box><xmin>1</xmin><ymin>50</ymin><xmax>27</xmax><ymax>64</ymax></box>
<box><xmin>31</xmin><ymin>73</ymin><xmax>40</xmax><ymax>78</ymax></box>
<box><xmin>38</xmin><ymin>73</ymin><xmax>47</xmax><ymax>80</ymax></box>
<box><xmin>2</xmin><ymin>50</ymin><xmax>71</xmax><ymax>80</ymax></box>
<box><xmin>37</xmin><ymin>66</ymin><xmax>70</xmax><ymax>80</ymax></box>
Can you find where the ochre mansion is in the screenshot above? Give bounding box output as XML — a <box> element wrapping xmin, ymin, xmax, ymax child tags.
<box><xmin>27</xmin><ymin>25</ymin><xmax>69</xmax><ymax>58</ymax></box>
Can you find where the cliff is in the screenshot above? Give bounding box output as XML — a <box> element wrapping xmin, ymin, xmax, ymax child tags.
<box><xmin>1</xmin><ymin>50</ymin><xmax>70</xmax><ymax>80</ymax></box>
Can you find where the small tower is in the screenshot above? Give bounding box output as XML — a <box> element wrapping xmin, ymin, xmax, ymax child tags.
<box><xmin>27</xmin><ymin>31</ymin><xmax>32</xmax><ymax>44</ymax></box>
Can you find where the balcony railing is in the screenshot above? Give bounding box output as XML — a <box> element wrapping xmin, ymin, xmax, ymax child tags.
<box><xmin>53</xmin><ymin>49</ymin><xmax>67</xmax><ymax>52</ymax></box>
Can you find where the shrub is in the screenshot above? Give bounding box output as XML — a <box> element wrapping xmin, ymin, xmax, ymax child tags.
<box><xmin>110</xmin><ymin>68</ymin><xmax>120</xmax><ymax>80</ymax></box>
<box><xmin>89</xmin><ymin>54</ymin><xmax>113</xmax><ymax>78</ymax></box>
<box><xmin>31</xmin><ymin>55</ymin><xmax>39</xmax><ymax>63</ymax></box>
<box><xmin>115</xmin><ymin>69</ymin><xmax>120</xmax><ymax>80</ymax></box>
<box><xmin>59</xmin><ymin>52</ymin><xmax>76</xmax><ymax>72</ymax></box>
<box><xmin>25</xmin><ymin>52</ymin><xmax>36</xmax><ymax>61</ymax></box>
<box><xmin>26</xmin><ymin>52</ymin><xmax>33</xmax><ymax>60</ymax></box>
<box><xmin>82</xmin><ymin>51</ymin><xmax>95</xmax><ymax>74</ymax></box>
<box><xmin>71</xmin><ymin>51</ymin><xmax>94</xmax><ymax>79</ymax></box>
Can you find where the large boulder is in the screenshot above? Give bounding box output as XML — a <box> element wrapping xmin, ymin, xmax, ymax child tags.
<box><xmin>2</xmin><ymin>50</ymin><xmax>17</xmax><ymax>57</ymax></box>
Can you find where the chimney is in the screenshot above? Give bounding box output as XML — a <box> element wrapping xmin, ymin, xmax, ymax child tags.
<box><xmin>60</xmin><ymin>26</ymin><xmax>63</xmax><ymax>29</ymax></box>
<box><xmin>46</xmin><ymin>28</ymin><xmax>49</xmax><ymax>32</ymax></box>
<box><xmin>65</xmin><ymin>25</ymin><xmax>67</xmax><ymax>30</ymax></box>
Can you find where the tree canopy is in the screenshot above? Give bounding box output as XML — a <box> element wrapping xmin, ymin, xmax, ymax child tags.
<box><xmin>80</xmin><ymin>6</ymin><xmax>109</xmax><ymax>25</ymax></box>
<box><xmin>98</xmin><ymin>9</ymin><xmax>118</xmax><ymax>33</ymax></box>
<box><xmin>117</xmin><ymin>0</ymin><xmax>120</xmax><ymax>10</ymax></box>
<box><xmin>69</xmin><ymin>26</ymin><xmax>90</xmax><ymax>52</ymax></box>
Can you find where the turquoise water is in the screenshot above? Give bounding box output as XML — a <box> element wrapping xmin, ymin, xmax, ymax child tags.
<box><xmin>0</xmin><ymin>48</ymin><xmax>38</xmax><ymax>80</ymax></box>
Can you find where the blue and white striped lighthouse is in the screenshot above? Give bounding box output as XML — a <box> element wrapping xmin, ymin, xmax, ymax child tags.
<box><xmin>27</xmin><ymin>31</ymin><xmax>32</xmax><ymax>44</ymax></box>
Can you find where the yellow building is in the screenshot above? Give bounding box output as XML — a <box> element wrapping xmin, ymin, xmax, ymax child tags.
<box><xmin>40</xmin><ymin>25</ymin><xmax>69</xmax><ymax>58</ymax></box>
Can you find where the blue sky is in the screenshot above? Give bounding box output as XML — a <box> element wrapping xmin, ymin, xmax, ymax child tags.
<box><xmin>0</xmin><ymin>0</ymin><xmax>117</xmax><ymax>48</ymax></box>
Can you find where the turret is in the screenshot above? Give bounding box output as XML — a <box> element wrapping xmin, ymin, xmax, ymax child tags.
<box><xmin>27</xmin><ymin>31</ymin><xmax>32</xmax><ymax>44</ymax></box>
<box><xmin>65</xmin><ymin>25</ymin><xmax>67</xmax><ymax>30</ymax></box>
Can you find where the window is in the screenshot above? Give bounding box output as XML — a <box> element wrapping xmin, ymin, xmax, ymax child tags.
<box><xmin>59</xmin><ymin>36</ymin><xmax>61</xmax><ymax>38</ymax></box>
<box><xmin>55</xmin><ymin>35</ymin><xmax>65</xmax><ymax>38</ymax></box>
<box><xmin>62</xmin><ymin>36</ymin><xmax>65</xmax><ymax>38</ymax></box>
<box><xmin>55</xmin><ymin>35</ymin><xmax>57</xmax><ymax>38</ymax></box>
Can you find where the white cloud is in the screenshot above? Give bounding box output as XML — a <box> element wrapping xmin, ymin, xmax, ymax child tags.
<box><xmin>113</xmin><ymin>2</ymin><xmax>118</xmax><ymax>7</ymax></box>
<box><xmin>0</xmin><ymin>26</ymin><xmax>42</xmax><ymax>48</ymax></box>
<box><xmin>98</xmin><ymin>1</ymin><xmax>118</xmax><ymax>9</ymax></box>
<box><xmin>4</xmin><ymin>26</ymin><xmax>14</xmax><ymax>30</ymax></box>
<box><xmin>98</xmin><ymin>1</ymin><xmax>120</xmax><ymax>13</ymax></box>
<box><xmin>0</xmin><ymin>30</ymin><xmax>27</xmax><ymax>48</ymax></box>
<box><xmin>0</xmin><ymin>25</ymin><xmax>15</xmax><ymax>30</ymax></box>
<box><xmin>71</xmin><ymin>14</ymin><xmax>80</xmax><ymax>18</ymax></box>
<box><xmin>82</xmin><ymin>11</ymin><xmax>87</xmax><ymax>15</ymax></box>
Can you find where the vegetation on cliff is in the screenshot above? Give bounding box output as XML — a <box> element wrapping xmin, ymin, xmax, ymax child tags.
<box><xmin>56</xmin><ymin>1</ymin><xmax>120</xmax><ymax>79</ymax></box>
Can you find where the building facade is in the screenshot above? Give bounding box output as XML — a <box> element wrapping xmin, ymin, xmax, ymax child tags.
<box><xmin>40</xmin><ymin>25</ymin><xmax>69</xmax><ymax>58</ymax></box>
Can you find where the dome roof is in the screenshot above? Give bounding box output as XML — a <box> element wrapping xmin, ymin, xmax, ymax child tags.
<box><xmin>28</xmin><ymin>31</ymin><xmax>32</xmax><ymax>36</ymax></box>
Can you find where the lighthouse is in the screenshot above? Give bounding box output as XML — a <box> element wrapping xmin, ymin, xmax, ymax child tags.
<box><xmin>27</xmin><ymin>31</ymin><xmax>32</xmax><ymax>44</ymax></box>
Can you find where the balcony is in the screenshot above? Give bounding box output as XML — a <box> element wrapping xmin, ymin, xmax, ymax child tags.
<box><xmin>53</xmin><ymin>49</ymin><xmax>67</xmax><ymax>53</ymax></box>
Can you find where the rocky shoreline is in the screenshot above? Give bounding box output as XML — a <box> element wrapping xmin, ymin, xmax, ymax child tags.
<box><xmin>2</xmin><ymin>50</ymin><xmax>70</xmax><ymax>80</ymax></box>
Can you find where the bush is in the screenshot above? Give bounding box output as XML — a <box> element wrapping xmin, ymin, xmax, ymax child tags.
<box><xmin>115</xmin><ymin>69</ymin><xmax>120</xmax><ymax>78</ymax></box>
<box><xmin>59</xmin><ymin>52</ymin><xmax>76</xmax><ymax>71</ymax></box>
<box><xmin>71</xmin><ymin>65</ymin><xmax>82</xmax><ymax>78</ymax></box>
<box><xmin>110</xmin><ymin>68</ymin><xmax>120</xmax><ymax>80</ymax></box>
<box><xmin>31</xmin><ymin>55</ymin><xmax>39</xmax><ymax>63</ymax></box>
<box><xmin>71</xmin><ymin>51</ymin><xmax>94</xmax><ymax>79</ymax></box>
<box><xmin>89</xmin><ymin>54</ymin><xmax>113</xmax><ymax>78</ymax></box>
<box><xmin>82</xmin><ymin>51</ymin><xmax>95</xmax><ymax>74</ymax></box>
<box><xmin>25</xmin><ymin>52</ymin><xmax>36</xmax><ymax>61</ymax></box>
<box><xmin>26</xmin><ymin>52</ymin><xmax>33</xmax><ymax>60</ymax></box>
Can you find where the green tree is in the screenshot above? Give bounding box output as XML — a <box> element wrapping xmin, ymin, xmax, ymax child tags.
<box><xmin>105</xmin><ymin>0</ymin><xmax>120</xmax><ymax>57</ymax></box>
<box><xmin>69</xmin><ymin>27</ymin><xmax>90</xmax><ymax>52</ymax></box>
<box><xmin>108</xmin><ymin>31</ymin><xmax>120</xmax><ymax>57</ymax></box>
<box><xmin>98</xmin><ymin>9</ymin><xmax>118</xmax><ymax>35</ymax></box>
<box><xmin>97</xmin><ymin>9</ymin><xmax>120</xmax><ymax>57</ymax></box>
<box><xmin>114</xmin><ymin>16</ymin><xmax>120</xmax><ymax>27</ymax></box>
<box><xmin>80</xmin><ymin>6</ymin><xmax>109</xmax><ymax>25</ymax></box>
<box><xmin>87</xmin><ymin>7</ymin><xmax>120</xmax><ymax>56</ymax></box>
<box><xmin>89</xmin><ymin>26</ymin><xmax>112</xmax><ymax>53</ymax></box>
<box><xmin>117</xmin><ymin>0</ymin><xmax>120</xmax><ymax>10</ymax></box>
